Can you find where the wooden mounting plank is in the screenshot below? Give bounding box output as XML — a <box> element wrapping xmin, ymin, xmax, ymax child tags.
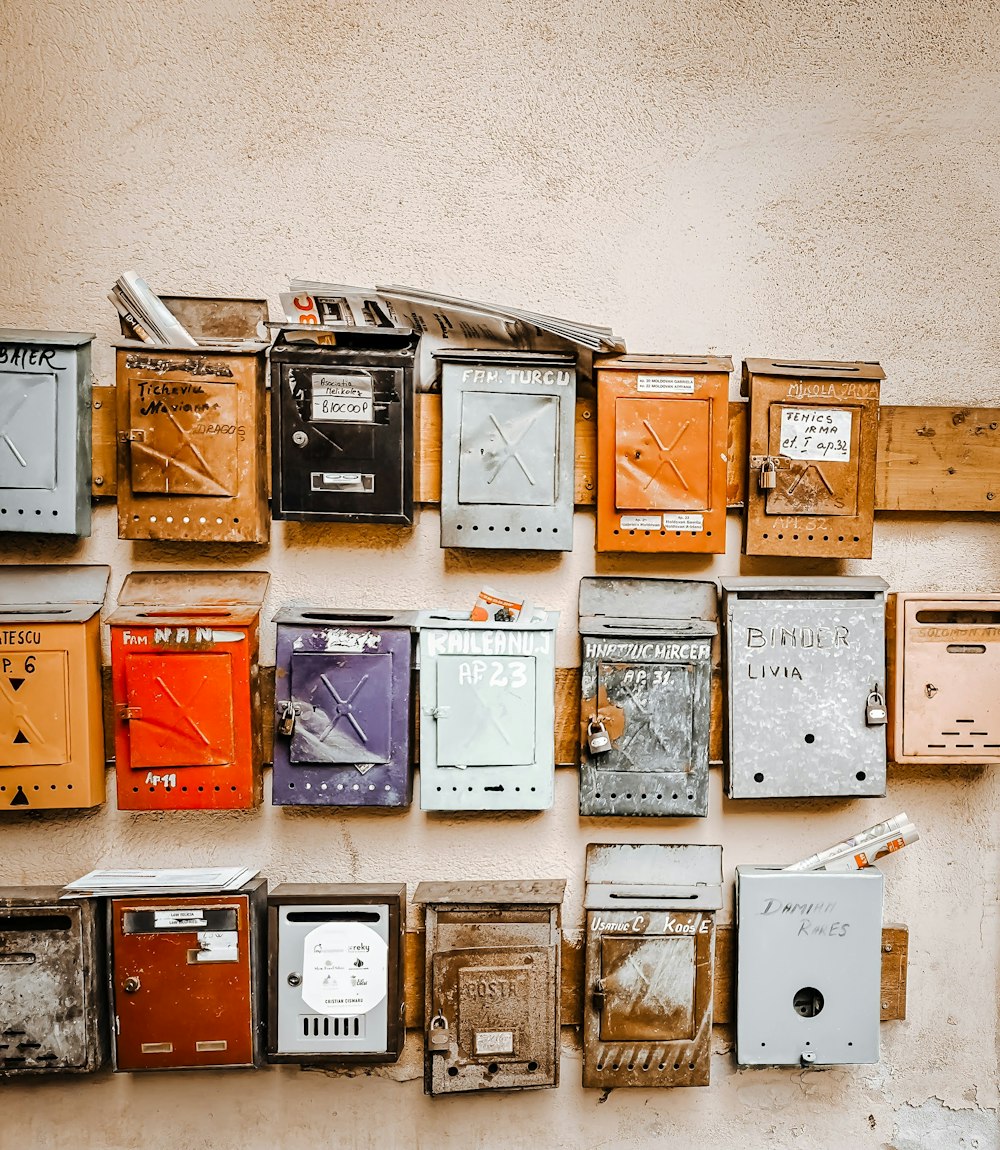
<box><xmin>880</xmin><ymin>924</ymin><xmax>909</xmax><ymax>1020</ymax></box>
<box><xmin>91</xmin><ymin>387</ymin><xmax>117</xmax><ymax>497</ymax></box>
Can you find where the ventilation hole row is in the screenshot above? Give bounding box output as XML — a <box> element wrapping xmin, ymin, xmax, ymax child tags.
<box><xmin>287</xmin><ymin>782</ymin><xmax>392</xmax><ymax>792</ymax></box>
<box><xmin>455</xmin><ymin>525</ymin><xmax>559</xmax><ymax>534</ymax></box>
<box><xmin>0</xmin><ymin>509</ymin><xmax>57</xmax><ymax>517</ymax></box>
<box><xmin>593</xmin><ymin>791</ymin><xmax>693</xmax><ymax>801</ymax></box>
<box><xmin>130</xmin><ymin>784</ymin><xmax>238</xmax><ymax>793</ymax></box>
<box><xmin>612</xmin><ymin>529</ymin><xmax>709</xmax><ymax>537</ymax></box>
<box><xmin>434</xmin><ymin>785</ymin><xmax>536</xmax><ymax>793</ymax></box>
<box><xmin>132</xmin><ymin>515</ymin><xmax>240</xmax><ymax>525</ymax></box>
<box><xmin>761</xmin><ymin>532</ymin><xmax>860</xmax><ymax>543</ymax></box>
<box><xmin>0</xmin><ymin>783</ymin><xmax>73</xmax><ymax>791</ymax></box>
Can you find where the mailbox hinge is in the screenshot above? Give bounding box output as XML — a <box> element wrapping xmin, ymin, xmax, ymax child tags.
<box><xmin>118</xmin><ymin>706</ymin><xmax>143</xmax><ymax>720</ymax></box>
<box><xmin>119</xmin><ymin>430</ymin><xmax>145</xmax><ymax>443</ymax></box>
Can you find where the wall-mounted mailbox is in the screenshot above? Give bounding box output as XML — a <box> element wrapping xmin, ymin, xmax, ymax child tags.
<box><xmin>583</xmin><ymin>844</ymin><xmax>723</xmax><ymax>1088</ymax></box>
<box><xmin>0</xmin><ymin>565</ymin><xmax>109</xmax><ymax>810</ymax></box>
<box><xmin>270</xmin><ymin>325</ymin><xmax>418</xmax><ymax>523</ymax></box>
<box><xmin>417</xmin><ymin>611</ymin><xmax>558</xmax><ymax>811</ymax></box>
<box><xmin>596</xmin><ymin>354</ymin><xmax>732</xmax><ymax>554</ymax></box>
<box><xmin>578</xmin><ymin>578</ymin><xmax>716</xmax><ymax>818</ymax></box>
<box><xmin>742</xmin><ymin>358</ymin><xmax>883</xmax><ymax>559</ymax></box>
<box><xmin>438</xmin><ymin>351</ymin><xmax>576</xmax><ymax>551</ymax></box>
<box><xmin>0</xmin><ymin>888</ymin><xmax>106</xmax><ymax>1075</ymax></box>
<box><xmin>273</xmin><ymin>607</ymin><xmax>416</xmax><ymax>807</ymax></box>
<box><xmin>114</xmin><ymin>297</ymin><xmax>269</xmax><ymax>543</ymax></box>
<box><xmin>736</xmin><ymin>867</ymin><xmax>883</xmax><ymax>1066</ymax></box>
<box><xmin>267</xmin><ymin>883</ymin><xmax>405</xmax><ymax>1065</ymax></box>
<box><xmin>0</xmin><ymin>329</ymin><xmax>94</xmax><ymax>537</ymax></box>
<box><xmin>415</xmin><ymin>879</ymin><xmax>565</xmax><ymax>1096</ymax></box>
<box><xmin>888</xmin><ymin>593</ymin><xmax>1000</xmax><ymax>764</ymax></box>
<box><xmin>109</xmin><ymin>571</ymin><xmax>269</xmax><ymax>811</ymax></box>
<box><xmin>109</xmin><ymin>878</ymin><xmax>266</xmax><ymax>1071</ymax></box>
<box><xmin>721</xmin><ymin>577</ymin><xmax>888</xmax><ymax>799</ymax></box>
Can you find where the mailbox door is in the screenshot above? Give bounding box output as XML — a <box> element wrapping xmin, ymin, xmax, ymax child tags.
<box><xmin>0</xmin><ymin>372</ymin><xmax>58</xmax><ymax>490</ymax></box>
<box><xmin>112</xmin><ymin>897</ymin><xmax>255</xmax><ymax>1070</ymax></box>
<box><xmin>458</xmin><ymin>392</ymin><xmax>559</xmax><ymax>507</ymax></box>
<box><xmin>434</xmin><ymin>655</ymin><xmax>537</xmax><ymax>767</ymax></box>
<box><xmin>0</xmin><ymin>650</ymin><xmax>69</xmax><ymax>768</ymax></box>
<box><xmin>728</xmin><ymin>598</ymin><xmax>886</xmax><ymax>797</ymax></box>
<box><xmin>429</xmin><ymin>946</ymin><xmax>556</xmax><ymax>1093</ymax></box>
<box><xmin>765</xmin><ymin>403</ymin><xmax>861</xmax><ymax>517</ymax></box>
<box><xmin>0</xmin><ymin>905</ymin><xmax>90</xmax><ymax>1072</ymax></box>
<box><xmin>288</xmin><ymin>652</ymin><xmax>392</xmax><ymax>765</ymax></box>
<box><xmin>614</xmin><ymin>398</ymin><xmax>711</xmax><ymax>512</ymax></box>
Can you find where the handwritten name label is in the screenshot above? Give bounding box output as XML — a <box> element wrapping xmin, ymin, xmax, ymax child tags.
<box><xmin>746</xmin><ymin>625</ymin><xmax>849</xmax><ymax>650</ymax></box>
<box><xmin>293</xmin><ymin>629</ymin><xmax>381</xmax><ymax>653</ymax></box>
<box><xmin>461</xmin><ymin>367</ymin><xmax>570</xmax><ymax>387</ymax></box>
<box><xmin>590</xmin><ymin>913</ymin><xmax>708</xmax><ymax>935</ymax></box>
<box><xmin>455</xmin><ymin>658</ymin><xmax>528</xmax><ymax>689</ymax></box>
<box><xmin>0</xmin><ymin>630</ymin><xmax>42</xmax><ymax>646</ymax></box>
<box><xmin>427</xmin><ymin>629</ymin><xmax>550</xmax><ymax>657</ymax></box>
<box><xmin>0</xmin><ymin>345</ymin><xmax>56</xmax><ymax>369</ymax></box>
<box><xmin>784</xmin><ymin>381</ymin><xmax>878</xmax><ymax>400</ymax></box>
<box><xmin>126</xmin><ymin>354</ymin><xmax>234</xmax><ymax>378</ymax></box>
<box><xmin>584</xmin><ymin>640</ymin><xmax>711</xmax><ymax>662</ymax></box>
<box><xmin>759</xmin><ymin>898</ymin><xmax>850</xmax><ymax>937</ymax></box>
<box><xmin>779</xmin><ymin>407</ymin><xmax>852</xmax><ymax>462</ymax></box>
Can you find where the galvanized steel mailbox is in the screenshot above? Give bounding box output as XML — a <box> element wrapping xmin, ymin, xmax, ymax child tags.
<box><xmin>417</xmin><ymin>611</ymin><xmax>558</xmax><ymax>811</ymax></box>
<box><xmin>273</xmin><ymin>606</ymin><xmax>416</xmax><ymax>807</ymax></box>
<box><xmin>415</xmin><ymin>879</ymin><xmax>565</xmax><ymax>1096</ymax></box>
<box><xmin>268</xmin><ymin>883</ymin><xmax>405</xmax><ymax>1065</ymax></box>
<box><xmin>0</xmin><ymin>565</ymin><xmax>109</xmax><ymax>810</ymax></box>
<box><xmin>109</xmin><ymin>877</ymin><xmax>267</xmax><ymax>1071</ymax></box>
<box><xmin>114</xmin><ymin>297</ymin><xmax>269</xmax><ymax>543</ymax></box>
<box><xmin>0</xmin><ymin>329</ymin><xmax>94</xmax><ymax>537</ymax></box>
<box><xmin>596</xmin><ymin>354</ymin><xmax>732</xmax><ymax>554</ymax></box>
<box><xmin>270</xmin><ymin>325</ymin><xmax>417</xmax><ymax>523</ymax></box>
<box><xmin>736</xmin><ymin>867</ymin><xmax>883</xmax><ymax>1066</ymax></box>
<box><xmin>583</xmin><ymin>844</ymin><xmax>723</xmax><ymax>1088</ymax></box>
<box><xmin>721</xmin><ymin>577</ymin><xmax>888</xmax><ymax>799</ymax></box>
<box><xmin>742</xmin><ymin>358</ymin><xmax>883</xmax><ymax>559</ymax></box>
<box><xmin>0</xmin><ymin>888</ymin><xmax>106</xmax><ymax>1075</ymax></box>
<box><xmin>438</xmin><ymin>350</ymin><xmax>576</xmax><ymax>550</ymax></box>
<box><xmin>109</xmin><ymin>571</ymin><xmax>269</xmax><ymax>811</ymax></box>
<box><xmin>579</xmin><ymin>578</ymin><xmax>716</xmax><ymax>817</ymax></box>
<box><xmin>888</xmin><ymin>593</ymin><xmax>1000</xmax><ymax>764</ymax></box>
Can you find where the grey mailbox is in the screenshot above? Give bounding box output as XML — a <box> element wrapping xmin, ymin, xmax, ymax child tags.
<box><xmin>438</xmin><ymin>350</ymin><xmax>576</xmax><ymax>551</ymax></box>
<box><xmin>0</xmin><ymin>329</ymin><xmax>93</xmax><ymax>536</ymax></box>
<box><xmin>736</xmin><ymin>866</ymin><xmax>883</xmax><ymax>1066</ymax></box>
<box><xmin>721</xmin><ymin>577</ymin><xmax>888</xmax><ymax>798</ymax></box>
<box><xmin>579</xmin><ymin>578</ymin><xmax>716</xmax><ymax>817</ymax></box>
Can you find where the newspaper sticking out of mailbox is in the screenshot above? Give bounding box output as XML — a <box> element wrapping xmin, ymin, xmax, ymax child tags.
<box><xmin>470</xmin><ymin>585</ymin><xmax>538</xmax><ymax>624</ymax></box>
<box><xmin>61</xmin><ymin>866</ymin><xmax>259</xmax><ymax>897</ymax></box>
<box><xmin>783</xmin><ymin>812</ymin><xmax>919</xmax><ymax>873</ymax></box>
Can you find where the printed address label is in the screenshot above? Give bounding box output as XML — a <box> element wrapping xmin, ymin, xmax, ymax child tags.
<box><xmin>154</xmin><ymin>909</ymin><xmax>207</xmax><ymax>928</ymax></box>
<box><xmin>779</xmin><ymin>407</ymin><xmax>852</xmax><ymax>462</ymax></box>
<box><xmin>662</xmin><ymin>513</ymin><xmax>704</xmax><ymax>531</ymax></box>
<box><xmin>475</xmin><ymin>1030</ymin><xmax>514</xmax><ymax>1055</ymax></box>
<box><xmin>620</xmin><ymin>515</ymin><xmax>661</xmax><ymax>530</ymax></box>
<box><xmin>637</xmin><ymin>374</ymin><xmax>695</xmax><ymax>394</ymax></box>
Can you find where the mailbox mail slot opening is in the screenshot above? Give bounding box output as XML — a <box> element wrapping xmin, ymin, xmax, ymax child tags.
<box><xmin>122</xmin><ymin>908</ymin><xmax>239</xmax><ymax>934</ymax></box>
<box><xmin>285</xmin><ymin>911</ymin><xmax>381</xmax><ymax>923</ymax></box>
<box><xmin>0</xmin><ymin>914</ymin><xmax>73</xmax><ymax>933</ymax></box>
<box><xmin>457</xmin><ymin>392</ymin><xmax>559</xmax><ymax>508</ymax></box>
<box><xmin>436</xmin><ymin>908</ymin><xmax>552</xmax><ymax>927</ymax></box>
<box><xmin>598</xmin><ymin>935</ymin><xmax>697</xmax><ymax>1043</ymax></box>
<box><xmin>300</xmin><ymin>612</ymin><xmax>395</xmax><ymax>623</ymax></box>
<box><xmin>614</xmin><ymin>397</ymin><xmax>711</xmax><ymax>512</ymax></box>
<box><xmin>434</xmin><ymin>655</ymin><xmax>537</xmax><ymax>767</ymax></box>
<box><xmin>136</xmin><ymin>610</ymin><xmax>233</xmax><ymax>619</ymax></box>
<box><xmin>914</xmin><ymin>609</ymin><xmax>1000</xmax><ymax>625</ymax></box>
<box><xmin>289</xmin><ymin>652</ymin><xmax>392</xmax><ymax>765</ymax></box>
<box><xmin>593</xmin><ymin>660</ymin><xmax>696</xmax><ymax>774</ymax></box>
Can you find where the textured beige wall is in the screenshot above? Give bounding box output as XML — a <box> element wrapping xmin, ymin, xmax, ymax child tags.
<box><xmin>1</xmin><ymin>1</ymin><xmax>999</xmax><ymax>1147</ymax></box>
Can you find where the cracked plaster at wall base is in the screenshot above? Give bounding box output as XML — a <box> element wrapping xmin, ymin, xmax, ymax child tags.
<box><xmin>889</xmin><ymin>1097</ymin><xmax>1000</xmax><ymax>1150</ymax></box>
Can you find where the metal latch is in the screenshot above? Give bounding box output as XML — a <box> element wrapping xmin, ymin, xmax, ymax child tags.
<box><xmin>118</xmin><ymin>430</ymin><xmax>145</xmax><ymax>443</ymax></box>
<box><xmin>118</xmin><ymin>706</ymin><xmax>142</xmax><ymax>721</ymax></box>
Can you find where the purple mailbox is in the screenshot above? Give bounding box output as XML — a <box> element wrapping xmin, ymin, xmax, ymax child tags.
<box><xmin>272</xmin><ymin>605</ymin><xmax>417</xmax><ymax>807</ymax></box>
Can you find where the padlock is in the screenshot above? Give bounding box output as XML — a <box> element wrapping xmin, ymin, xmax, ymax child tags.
<box><xmin>591</xmin><ymin>978</ymin><xmax>606</xmax><ymax>1013</ymax></box>
<box><xmin>865</xmin><ymin>689</ymin><xmax>887</xmax><ymax>726</ymax></box>
<box><xmin>758</xmin><ymin>458</ymin><xmax>777</xmax><ymax>491</ymax></box>
<box><xmin>277</xmin><ymin>702</ymin><xmax>297</xmax><ymax>738</ymax></box>
<box><xmin>587</xmin><ymin>716</ymin><xmax>612</xmax><ymax>755</ymax></box>
<box><xmin>428</xmin><ymin>1012</ymin><xmax>451</xmax><ymax>1052</ymax></box>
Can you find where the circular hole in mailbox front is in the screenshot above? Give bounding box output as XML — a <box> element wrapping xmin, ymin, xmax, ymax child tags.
<box><xmin>804</xmin><ymin>733</ymin><xmax>815</xmax><ymax>744</ymax></box>
<box><xmin>793</xmin><ymin>987</ymin><xmax>824</xmax><ymax>1017</ymax></box>
<box><xmin>487</xmin><ymin>1062</ymin><xmax>499</xmax><ymax>1075</ymax></box>
<box><xmin>753</xmin><ymin>772</ymin><xmax>765</xmax><ymax>783</ymax></box>
<box><xmin>447</xmin><ymin>1066</ymin><xmax>458</xmax><ymax>1077</ymax></box>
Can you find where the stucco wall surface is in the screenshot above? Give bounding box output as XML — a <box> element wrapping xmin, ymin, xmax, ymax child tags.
<box><xmin>1</xmin><ymin>1</ymin><xmax>998</xmax><ymax>1147</ymax></box>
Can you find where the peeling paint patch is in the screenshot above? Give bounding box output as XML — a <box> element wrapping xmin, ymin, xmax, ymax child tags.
<box><xmin>891</xmin><ymin>1098</ymin><xmax>1000</xmax><ymax>1150</ymax></box>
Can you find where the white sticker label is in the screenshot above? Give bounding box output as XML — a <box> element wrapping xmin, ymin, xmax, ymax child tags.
<box><xmin>323</xmin><ymin>473</ymin><xmax>362</xmax><ymax>484</ymax></box>
<box><xmin>636</xmin><ymin>374</ymin><xmax>695</xmax><ymax>394</ymax></box>
<box><xmin>779</xmin><ymin>407</ymin><xmax>852</xmax><ymax>462</ymax></box>
<box><xmin>154</xmin><ymin>909</ymin><xmax>207</xmax><ymax>928</ymax></box>
<box><xmin>311</xmin><ymin>373</ymin><xmax>374</xmax><ymax>423</ymax></box>
<box><xmin>301</xmin><ymin>922</ymin><xmax>388</xmax><ymax>1016</ymax></box>
<box><xmin>662</xmin><ymin>513</ymin><xmax>704</xmax><ymax>531</ymax></box>
<box><xmin>620</xmin><ymin>514</ymin><xmax>662</xmax><ymax>530</ymax></box>
<box><xmin>193</xmin><ymin>930</ymin><xmax>239</xmax><ymax>962</ymax></box>
<box><xmin>475</xmin><ymin>1030</ymin><xmax>514</xmax><ymax>1055</ymax></box>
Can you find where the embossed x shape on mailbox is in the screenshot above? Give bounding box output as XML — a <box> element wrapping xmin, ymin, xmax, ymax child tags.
<box><xmin>615</xmin><ymin>399</ymin><xmax>711</xmax><ymax>511</ymax></box>
<box><xmin>458</xmin><ymin>393</ymin><xmax>557</xmax><ymax>507</ymax></box>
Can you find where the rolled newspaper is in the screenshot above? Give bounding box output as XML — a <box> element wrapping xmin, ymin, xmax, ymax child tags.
<box><xmin>783</xmin><ymin>812</ymin><xmax>917</xmax><ymax>872</ymax></box>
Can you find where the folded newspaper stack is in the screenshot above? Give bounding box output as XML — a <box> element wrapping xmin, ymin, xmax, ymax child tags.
<box><xmin>108</xmin><ymin>271</ymin><xmax>198</xmax><ymax>347</ymax></box>
<box><xmin>61</xmin><ymin>865</ymin><xmax>259</xmax><ymax>897</ymax></box>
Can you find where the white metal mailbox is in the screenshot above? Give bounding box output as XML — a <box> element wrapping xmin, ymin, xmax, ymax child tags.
<box><xmin>417</xmin><ymin>611</ymin><xmax>558</xmax><ymax>811</ymax></box>
<box><xmin>721</xmin><ymin>577</ymin><xmax>888</xmax><ymax>798</ymax></box>
<box><xmin>736</xmin><ymin>866</ymin><xmax>883</xmax><ymax>1066</ymax></box>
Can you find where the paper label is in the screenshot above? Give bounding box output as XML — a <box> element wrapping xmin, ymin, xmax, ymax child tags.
<box><xmin>475</xmin><ymin>1030</ymin><xmax>514</xmax><ymax>1055</ymax></box>
<box><xmin>779</xmin><ymin>407</ymin><xmax>852</xmax><ymax>462</ymax></box>
<box><xmin>620</xmin><ymin>515</ymin><xmax>661</xmax><ymax>530</ymax></box>
<box><xmin>154</xmin><ymin>909</ymin><xmax>207</xmax><ymax>928</ymax></box>
<box><xmin>311</xmin><ymin>374</ymin><xmax>374</xmax><ymax>423</ymax></box>
<box><xmin>662</xmin><ymin>513</ymin><xmax>704</xmax><ymax>531</ymax></box>
<box><xmin>301</xmin><ymin>922</ymin><xmax>388</xmax><ymax>1015</ymax></box>
<box><xmin>637</xmin><ymin>374</ymin><xmax>695</xmax><ymax>394</ymax></box>
<box><xmin>193</xmin><ymin>930</ymin><xmax>239</xmax><ymax>962</ymax></box>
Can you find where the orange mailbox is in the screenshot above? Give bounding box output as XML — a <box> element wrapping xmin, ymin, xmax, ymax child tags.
<box><xmin>596</xmin><ymin>355</ymin><xmax>731</xmax><ymax>553</ymax></box>
<box><xmin>0</xmin><ymin>565</ymin><xmax>109</xmax><ymax>810</ymax></box>
<box><xmin>109</xmin><ymin>571</ymin><xmax>269</xmax><ymax>811</ymax></box>
<box><xmin>888</xmin><ymin>593</ymin><xmax>1000</xmax><ymax>764</ymax></box>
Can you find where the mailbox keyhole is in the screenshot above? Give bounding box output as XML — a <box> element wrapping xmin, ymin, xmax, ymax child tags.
<box><xmin>793</xmin><ymin>987</ymin><xmax>824</xmax><ymax>1017</ymax></box>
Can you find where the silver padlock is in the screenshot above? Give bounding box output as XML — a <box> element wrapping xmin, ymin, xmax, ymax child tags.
<box><xmin>759</xmin><ymin>458</ymin><xmax>777</xmax><ymax>491</ymax></box>
<box><xmin>866</xmin><ymin>689</ymin><xmax>887</xmax><ymax>726</ymax></box>
<box><xmin>277</xmin><ymin>702</ymin><xmax>297</xmax><ymax>738</ymax></box>
<box><xmin>428</xmin><ymin>1012</ymin><xmax>451</xmax><ymax>1052</ymax></box>
<box><xmin>587</xmin><ymin>716</ymin><xmax>612</xmax><ymax>755</ymax></box>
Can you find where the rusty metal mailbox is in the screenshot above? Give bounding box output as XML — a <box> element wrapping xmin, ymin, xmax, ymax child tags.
<box><xmin>114</xmin><ymin>297</ymin><xmax>269</xmax><ymax>543</ymax></box>
<box><xmin>415</xmin><ymin>879</ymin><xmax>565</xmax><ymax>1096</ymax></box>
<box><xmin>736</xmin><ymin>866</ymin><xmax>883</xmax><ymax>1066</ymax></box>
<box><xmin>583</xmin><ymin>844</ymin><xmax>723</xmax><ymax>1088</ymax></box>
<box><xmin>888</xmin><ymin>593</ymin><xmax>1000</xmax><ymax>764</ymax></box>
<box><xmin>578</xmin><ymin>578</ymin><xmax>716</xmax><ymax>818</ymax></box>
<box><xmin>722</xmin><ymin>577</ymin><xmax>888</xmax><ymax>799</ymax></box>
<box><xmin>270</xmin><ymin>325</ymin><xmax>417</xmax><ymax>523</ymax></box>
<box><xmin>417</xmin><ymin>611</ymin><xmax>558</xmax><ymax>811</ymax></box>
<box><xmin>109</xmin><ymin>878</ymin><xmax>266</xmax><ymax>1071</ymax></box>
<box><xmin>742</xmin><ymin>358</ymin><xmax>883</xmax><ymax>559</ymax></box>
<box><xmin>0</xmin><ymin>329</ymin><xmax>94</xmax><ymax>536</ymax></box>
<box><xmin>438</xmin><ymin>351</ymin><xmax>576</xmax><ymax>551</ymax></box>
<box><xmin>273</xmin><ymin>606</ymin><xmax>416</xmax><ymax>807</ymax></box>
<box><xmin>109</xmin><ymin>571</ymin><xmax>269</xmax><ymax>811</ymax></box>
<box><xmin>596</xmin><ymin>354</ymin><xmax>732</xmax><ymax>553</ymax></box>
<box><xmin>268</xmin><ymin>883</ymin><xmax>405</xmax><ymax>1064</ymax></box>
<box><xmin>0</xmin><ymin>888</ymin><xmax>106</xmax><ymax>1075</ymax></box>
<box><xmin>0</xmin><ymin>565</ymin><xmax>109</xmax><ymax>810</ymax></box>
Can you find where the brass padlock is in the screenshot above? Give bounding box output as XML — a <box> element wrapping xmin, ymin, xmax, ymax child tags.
<box><xmin>587</xmin><ymin>716</ymin><xmax>612</xmax><ymax>755</ymax></box>
<box><xmin>277</xmin><ymin>702</ymin><xmax>297</xmax><ymax>738</ymax></box>
<box><xmin>866</xmin><ymin>689</ymin><xmax>887</xmax><ymax>726</ymax></box>
<box><xmin>591</xmin><ymin>978</ymin><xmax>607</xmax><ymax>1013</ymax></box>
<box><xmin>428</xmin><ymin>1012</ymin><xmax>451</xmax><ymax>1052</ymax></box>
<box><xmin>759</xmin><ymin>458</ymin><xmax>777</xmax><ymax>491</ymax></box>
